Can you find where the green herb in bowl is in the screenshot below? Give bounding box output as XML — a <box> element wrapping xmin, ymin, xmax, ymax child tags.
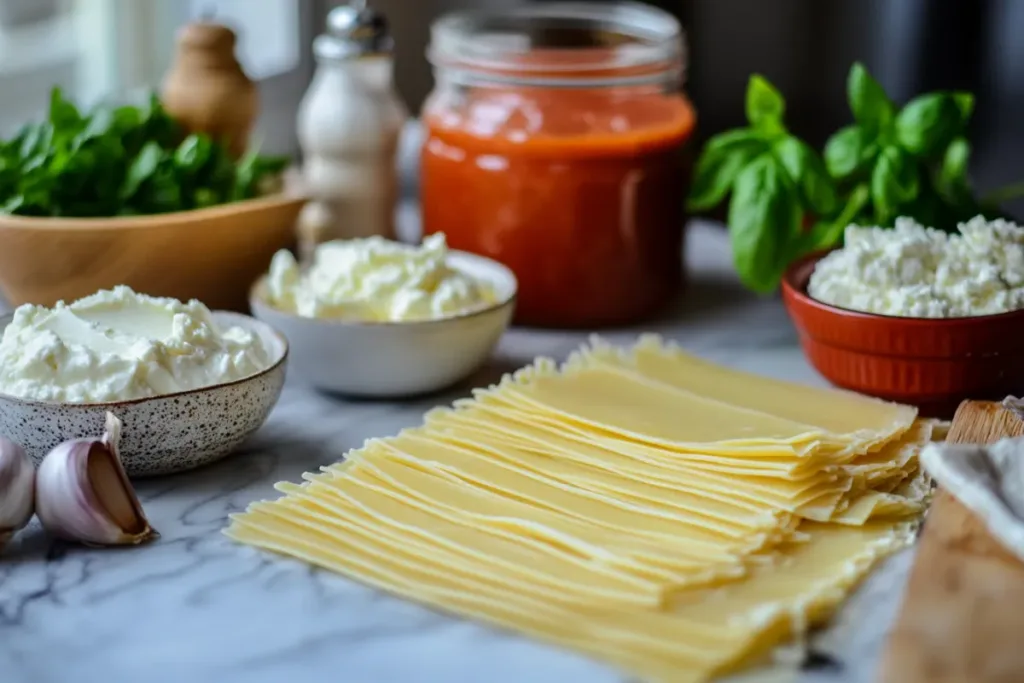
<box><xmin>0</xmin><ymin>88</ymin><xmax>289</xmax><ymax>218</ymax></box>
<box><xmin>688</xmin><ymin>62</ymin><xmax>1024</xmax><ymax>294</ymax></box>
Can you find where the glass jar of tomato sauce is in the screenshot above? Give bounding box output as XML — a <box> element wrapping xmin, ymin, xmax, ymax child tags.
<box><xmin>421</xmin><ymin>2</ymin><xmax>694</xmax><ymax>328</ymax></box>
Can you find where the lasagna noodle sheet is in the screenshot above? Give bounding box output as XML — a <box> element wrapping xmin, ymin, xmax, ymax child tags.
<box><xmin>342</xmin><ymin>450</ymin><xmax>751</xmax><ymax>584</ymax></box>
<box><xmin>479</xmin><ymin>360</ymin><xmax>838</xmax><ymax>453</ymax></box>
<box><xmin>435</xmin><ymin>400</ymin><xmax>814</xmax><ymax>475</ymax></box>
<box><xmin>576</xmin><ymin>335</ymin><xmax>917</xmax><ymax>452</ymax></box>
<box><xmin>275</xmin><ymin>473</ymin><xmax>666</xmax><ymax>606</ymax></box>
<box><xmin>226</xmin><ymin>511</ymin><xmax>721</xmax><ymax>683</ymax></box>
<box><xmin>390</xmin><ymin>428</ymin><xmax>786</xmax><ymax>534</ymax></box>
<box><xmin>425</xmin><ymin>407</ymin><xmax>854</xmax><ymax>512</ymax></box>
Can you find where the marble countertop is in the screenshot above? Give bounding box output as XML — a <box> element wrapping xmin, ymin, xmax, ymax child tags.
<box><xmin>0</xmin><ymin>222</ymin><xmax>914</xmax><ymax>683</ymax></box>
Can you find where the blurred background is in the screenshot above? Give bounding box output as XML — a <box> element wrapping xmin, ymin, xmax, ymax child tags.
<box><xmin>1</xmin><ymin>0</ymin><xmax>1021</xmax><ymax>210</ymax></box>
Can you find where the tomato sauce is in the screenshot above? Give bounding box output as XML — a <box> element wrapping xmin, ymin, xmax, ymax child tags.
<box><xmin>421</xmin><ymin>89</ymin><xmax>695</xmax><ymax>327</ymax></box>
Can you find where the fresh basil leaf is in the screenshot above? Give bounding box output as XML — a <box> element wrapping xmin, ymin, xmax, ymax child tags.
<box><xmin>108</xmin><ymin>105</ymin><xmax>146</xmax><ymax>155</ymax></box>
<box><xmin>940</xmin><ymin>138</ymin><xmax>969</xmax><ymax>188</ymax></box>
<box><xmin>247</xmin><ymin>155</ymin><xmax>289</xmax><ymax>197</ymax></box>
<box><xmin>847</xmin><ymin>62</ymin><xmax>895</xmax><ymax>135</ymax></box>
<box><xmin>232</xmin><ymin>149</ymin><xmax>289</xmax><ymax>200</ymax></box>
<box><xmin>21</xmin><ymin>131</ymin><xmax>55</xmax><ymax>176</ymax></box>
<box><xmin>139</xmin><ymin>94</ymin><xmax>180</xmax><ymax>149</ymax></box>
<box><xmin>0</xmin><ymin>156</ymin><xmax>16</xmax><ymax>191</ymax></box>
<box><xmin>147</xmin><ymin>167</ymin><xmax>183</xmax><ymax>213</ymax></box>
<box><xmin>829</xmin><ymin>183</ymin><xmax>870</xmax><ymax>241</ymax></box>
<box><xmin>703</xmin><ymin>128</ymin><xmax>765</xmax><ymax>154</ymax></box>
<box><xmin>111</xmin><ymin>105</ymin><xmax>142</xmax><ymax>131</ymax></box>
<box><xmin>194</xmin><ymin>188</ymin><xmax>218</xmax><ymax>208</ymax></box>
<box><xmin>19</xmin><ymin>122</ymin><xmax>53</xmax><ymax>162</ymax></box>
<box><xmin>233</xmin><ymin>148</ymin><xmax>258</xmax><ymax>200</ymax></box>
<box><xmin>895</xmin><ymin>93</ymin><xmax>962</xmax><ymax>157</ymax></box>
<box><xmin>772</xmin><ymin>136</ymin><xmax>837</xmax><ymax>216</ymax></box>
<box><xmin>120</xmin><ymin>141</ymin><xmax>163</xmax><ymax>200</ymax></box>
<box><xmin>174</xmin><ymin>134</ymin><xmax>212</xmax><ymax>173</ymax></box>
<box><xmin>205</xmin><ymin>146</ymin><xmax>237</xmax><ymax>197</ymax></box>
<box><xmin>745</xmin><ymin>75</ymin><xmax>786</xmax><ymax>136</ymax></box>
<box><xmin>2</xmin><ymin>195</ymin><xmax>24</xmax><ymax>214</ymax></box>
<box><xmin>8</xmin><ymin>124</ymin><xmax>30</xmax><ymax>154</ymax></box>
<box><xmin>822</xmin><ymin>184</ymin><xmax>869</xmax><ymax>248</ymax></box>
<box><xmin>791</xmin><ymin>183</ymin><xmax>870</xmax><ymax>258</ymax></box>
<box><xmin>792</xmin><ymin>220</ymin><xmax>838</xmax><ymax>258</ymax></box>
<box><xmin>76</xmin><ymin>107</ymin><xmax>115</xmax><ymax>145</ymax></box>
<box><xmin>728</xmin><ymin>154</ymin><xmax>801</xmax><ymax>294</ymax></box>
<box><xmin>688</xmin><ymin>129</ymin><xmax>767</xmax><ymax>211</ymax></box>
<box><xmin>871</xmin><ymin>146</ymin><xmax>919</xmax><ymax>223</ymax></box>
<box><xmin>952</xmin><ymin>92</ymin><xmax>974</xmax><ymax>126</ymax></box>
<box><xmin>48</xmin><ymin>88</ymin><xmax>81</xmax><ymax>132</ymax></box>
<box><xmin>901</xmin><ymin>181</ymin><xmax>948</xmax><ymax>229</ymax></box>
<box><xmin>936</xmin><ymin>137</ymin><xmax>972</xmax><ymax>208</ymax></box>
<box><xmin>824</xmin><ymin>125</ymin><xmax>877</xmax><ymax>180</ymax></box>
<box><xmin>254</xmin><ymin>154</ymin><xmax>289</xmax><ymax>177</ymax></box>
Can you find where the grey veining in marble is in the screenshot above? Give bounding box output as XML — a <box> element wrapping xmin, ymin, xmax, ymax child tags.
<box><xmin>0</xmin><ymin>222</ymin><xmax>915</xmax><ymax>683</ymax></box>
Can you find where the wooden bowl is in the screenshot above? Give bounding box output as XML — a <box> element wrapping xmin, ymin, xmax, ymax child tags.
<box><xmin>781</xmin><ymin>251</ymin><xmax>1024</xmax><ymax>417</ymax></box>
<box><xmin>0</xmin><ymin>194</ymin><xmax>306</xmax><ymax>312</ymax></box>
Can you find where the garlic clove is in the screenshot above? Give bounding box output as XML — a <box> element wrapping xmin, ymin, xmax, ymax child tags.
<box><xmin>0</xmin><ymin>435</ymin><xmax>35</xmax><ymax>550</ymax></box>
<box><xmin>35</xmin><ymin>412</ymin><xmax>157</xmax><ymax>547</ymax></box>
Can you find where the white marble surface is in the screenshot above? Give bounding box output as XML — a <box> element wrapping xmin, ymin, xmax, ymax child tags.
<box><xmin>0</xmin><ymin>222</ymin><xmax>915</xmax><ymax>683</ymax></box>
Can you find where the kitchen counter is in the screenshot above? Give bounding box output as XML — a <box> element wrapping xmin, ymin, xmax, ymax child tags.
<box><xmin>0</xmin><ymin>221</ymin><xmax>915</xmax><ymax>683</ymax></box>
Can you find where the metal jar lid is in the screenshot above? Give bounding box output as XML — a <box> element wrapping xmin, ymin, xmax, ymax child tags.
<box><xmin>427</xmin><ymin>2</ymin><xmax>685</xmax><ymax>89</ymax></box>
<box><xmin>313</xmin><ymin>0</ymin><xmax>394</xmax><ymax>61</ymax></box>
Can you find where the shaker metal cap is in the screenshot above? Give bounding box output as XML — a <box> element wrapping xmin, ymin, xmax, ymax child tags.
<box><xmin>314</xmin><ymin>0</ymin><xmax>394</xmax><ymax>61</ymax></box>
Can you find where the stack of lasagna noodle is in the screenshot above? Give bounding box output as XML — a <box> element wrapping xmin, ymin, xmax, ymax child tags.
<box><xmin>227</xmin><ymin>335</ymin><xmax>938</xmax><ymax>682</ymax></box>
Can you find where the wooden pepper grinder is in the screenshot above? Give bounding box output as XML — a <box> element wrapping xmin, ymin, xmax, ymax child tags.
<box><xmin>161</xmin><ymin>21</ymin><xmax>257</xmax><ymax>158</ymax></box>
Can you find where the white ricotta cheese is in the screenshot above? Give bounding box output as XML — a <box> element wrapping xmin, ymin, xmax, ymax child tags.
<box><xmin>0</xmin><ymin>286</ymin><xmax>270</xmax><ymax>403</ymax></box>
<box><xmin>266</xmin><ymin>233</ymin><xmax>496</xmax><ymax>322</ymax></box>
<box><xmin>807</xmin><ymin>216</ymin><xmax>1024</xmax><ymax>318</ymax></box>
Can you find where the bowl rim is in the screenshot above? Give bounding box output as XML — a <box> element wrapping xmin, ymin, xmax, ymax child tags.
<box><xmin>248</xmin><ymin>248</ymin><xmax>520</xmax><ymax>328</ymax></box>
<box><xmin>782</xmin><ymin>249</ymin><xmax>1024</xmax><ymax>325</ymax></box>
<box><xmin>0</xmin><ymin>193</ymin><xmax>307</xmax><ymax>232</ymax></box>
<box><xmin>0</xmin><ymin>310</ymin><xmax>289</xmax><ymax>407</ymax></box>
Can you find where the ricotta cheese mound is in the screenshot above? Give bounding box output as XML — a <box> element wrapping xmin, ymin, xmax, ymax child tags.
<box><xmin>266</xmin><ymin>233</ymin><xmax>497</xmax><ymax>322</ymax></box>
<box><xmin>807</xmin><ymin>215</ymin><xmax>1024</xmax><ymax>318</ymax></box>
<box><xmin>0</xmin><ymin>286</ymin><xmax>271</xmax><ymax>403</ymax></box>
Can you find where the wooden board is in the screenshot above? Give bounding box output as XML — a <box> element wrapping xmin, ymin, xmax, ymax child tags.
<box><xmin>877</xmin><ymin>401</ymin><xmax>1024</xmax><ymax>683</ymax></box>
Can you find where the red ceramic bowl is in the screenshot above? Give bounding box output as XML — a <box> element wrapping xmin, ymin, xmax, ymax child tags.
<box><xmin>781</xmin><ymin>251</ymin><xmax>1024</xmax><ymax>417</ymax></box>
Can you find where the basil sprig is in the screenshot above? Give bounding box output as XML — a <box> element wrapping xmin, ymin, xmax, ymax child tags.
<box><xmin>689</xmin><ymin>62</ymin><xmax>1023</xmax><ymax>294</ymax></box>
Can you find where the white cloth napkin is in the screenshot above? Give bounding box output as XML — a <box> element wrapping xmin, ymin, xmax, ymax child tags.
<box><xmin>920</xmin><ymin>397</ymin><xmax>1024</xmax><ymax>561</ymax></box>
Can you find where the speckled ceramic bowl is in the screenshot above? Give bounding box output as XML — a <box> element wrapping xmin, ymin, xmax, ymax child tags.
<box><xmin>0</xmin><ymin>311</ymin><xmax>288</xmax><ymax>477</ymax></box>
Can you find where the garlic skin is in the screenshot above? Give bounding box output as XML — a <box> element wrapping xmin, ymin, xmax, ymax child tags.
<box><xmin>35</xmin><ymin>413</ymin><xmax>157</xmax><ymax>547</ymax></box>
<box><xmin>0</xmin><ymin>435</ymin><xmax>34</xmax><ymax>549</ymax></box>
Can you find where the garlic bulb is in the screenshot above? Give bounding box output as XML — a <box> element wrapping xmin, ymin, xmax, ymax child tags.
<box><xmin>0</xmin><ymin>436</ymin><xmax>34</xmax><ymax>550</ymax></box>
<box><xmin>36</xmin><ymin>413</ymin><xmax>157</xmax><ymax>547</ymax></box>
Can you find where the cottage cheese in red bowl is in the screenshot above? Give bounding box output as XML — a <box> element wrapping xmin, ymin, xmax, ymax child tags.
<box><xmin>782</xmin><ymin>216</ymin><xmax>1024</xmax><ymax>417</ymax></box>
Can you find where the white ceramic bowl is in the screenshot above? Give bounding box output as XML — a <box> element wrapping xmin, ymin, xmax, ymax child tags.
<box><xmin>249</xmin><ymin>250</ymin><xmax>517</xmax><ymax>398</ymax></box>
<box><xmin>0</xmin><ymin>311</ymin><xmax>288</xmax><ymax>477</ymax></box>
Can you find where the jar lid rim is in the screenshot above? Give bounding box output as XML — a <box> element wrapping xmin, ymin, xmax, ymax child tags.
<box><xmin>428</xmin><ymin>1</ymin><xmax>684</xmax><ymax>73</ymax></box>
